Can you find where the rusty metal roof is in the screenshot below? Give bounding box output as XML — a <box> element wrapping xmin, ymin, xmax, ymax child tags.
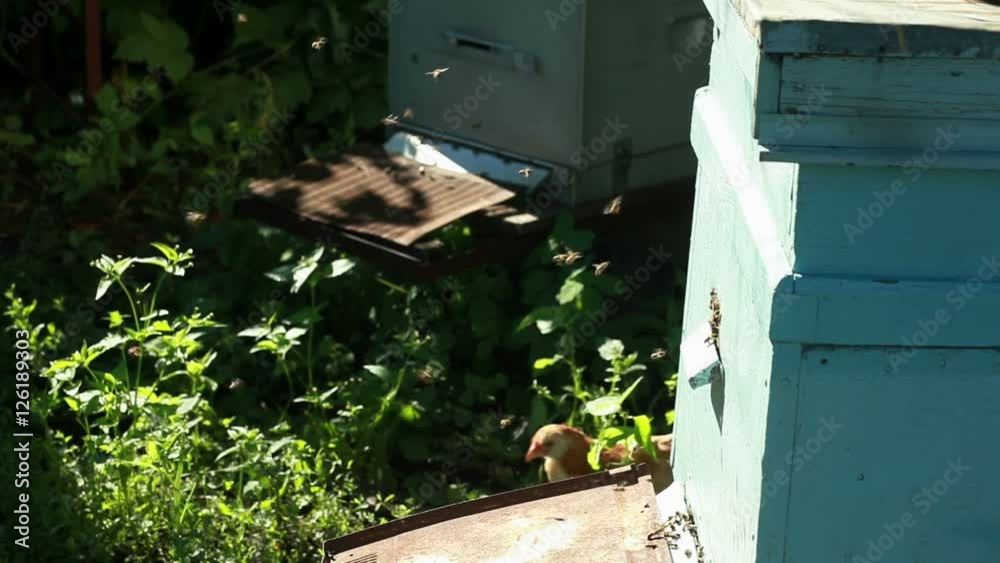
<box><xmin>323</xmin><ymin>464</ymin><xmax>670</xmax><ymax>563</ymax></box>
<box><xmin>246</xmin><ymin>145</ymin><xmax>516</xmax><ymax>247</ymax></box>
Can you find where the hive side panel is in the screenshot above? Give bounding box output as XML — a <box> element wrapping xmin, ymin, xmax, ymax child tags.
<box><xmin>793</xmin><ymin>165</ymin><xmax>1000</xmax><ymax>280</ymax></box>
<box><xmin>785</xmin><ymin>346</ymin><xmax>1000</xmax><ymax>563</ymax></box>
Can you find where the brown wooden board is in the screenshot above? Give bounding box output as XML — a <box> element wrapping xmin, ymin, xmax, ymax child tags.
<box><xmin>322</xmin><ymin>464</ymin><xmax>671</xmax><ymax>563</ymax></box>
<box><xmin>246</xmin><ymin>146</ymin><xmax>516</xmax><ymax>247</ymax></box>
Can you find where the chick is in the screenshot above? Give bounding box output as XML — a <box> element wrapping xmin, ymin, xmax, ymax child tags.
<box><xmin>525</xmin><ymin>424</ymin><xmax>674</xmax><ymax>492</ymax></box>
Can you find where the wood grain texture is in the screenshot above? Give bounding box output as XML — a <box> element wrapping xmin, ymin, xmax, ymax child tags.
<box><xmin>780</xmin><ymin>56</ymin><xmax>1000</xmax><ymax>120</ymax></box>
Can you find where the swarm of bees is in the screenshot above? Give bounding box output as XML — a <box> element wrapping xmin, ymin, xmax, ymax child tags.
<box><xmin>426</xmin><ymin>67</ymin><xmax>450</xmax><ymax>80</ymax></box>
<box><xmin>311</xmin><ymin>37</ymin><xmax>328</xmax><ymax>50</ymax></box>
<box><xmin>593</xmin><ymin>261</ymin><xmax>610</xmax><ymax>276</ymax></box>
<box><xmin>603</xmin><ymin>195</ymin><xmax>623</xmax><ymax>215</ymax></box>
<box><xmin>553</xmin><ymin>249</ymin><xmax>583</xmax><ymax>266</ymax></box>
<box><xmin>518</xmin><ymin>167</ymin><xmax>533</xmax><ymax>178</ymax></box>
<box><xmin>706</xmin><ymin>289</ymin><xmax>722</xmax><ymax>359</ymax></box>
<box><xmin>649</xmin><ymin>511</ymin><xmax>704</xmax><ymax>560</ymax></box>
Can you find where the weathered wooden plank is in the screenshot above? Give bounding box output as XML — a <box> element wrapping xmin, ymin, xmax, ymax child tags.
<box><xmin>780</xmin><ymin>56</ymin><xmax>1000</xmax><ymax>120</ymax></box>
<box><xmin>760</xmin><ymin>146</ymin><xmax>1000</xmax><ymax>170</ymax></box>
<box><xmin>792</xmin><ymin>165</ymin><xmax>1000</xmax><ymax>279</ymax></box>
<box><xmin>770</xmin><ymin>275</ymin><xmax>1000</xmax><ymax>348</ymax></box>
<box><xmin>756</xmin><ymin>113</ymin><xmax>1000</xmax><ymax>154</ymax></box>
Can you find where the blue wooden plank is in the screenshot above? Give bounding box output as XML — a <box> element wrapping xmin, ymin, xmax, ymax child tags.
<box><xmin>756</xmin><ymin>113</ymin><xmax>1000</xmax><ymax>155</ymax></box>
<box><xmin>787</xmin><ymin>347</ymin><xmax>1000</xmax><ymax>562</ymax></box>
<box><xmin>779</xmin><ymin>56</ymin><xmax>1000</xmax><ymax>121</ymax></box>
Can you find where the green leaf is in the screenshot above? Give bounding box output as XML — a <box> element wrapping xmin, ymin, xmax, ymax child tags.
<box><xmin>190</xmin><ymin>123</ymin><xmax>215</xmax><ymax>146</ymax></box>
<box><xmin>599</xmin><ymin>426</ymin><xmax>630</xmax><ymax>444</ymax></box>
<box><xmin>177</xmin><ymin>396</ymin><xmax>200</xmax><ymax>415</ymax></box>
<box><xmin>536</xmin><ymin>319</ymin><xmax>556</xmax><ymax>334</ymax></box>
<box><xmin>666</xmin><ymin>410</ymin><xmax>676</xmax><ymax>427</ymax></box>
<box><xmin>237</xmin><ymin>326</ymin><xmax>269</xmax><ymax>339</ymax></box>
<box><xmin>584</xmin><ymin>395</ymin><xmax>623</xmax><ymax>417</ymax></box>
<box><xmin>557</xmin><ymin>278</ymin><xmax>585</xmax><ymax>305</ymax></box>
<box><xmin>150</xmin><ymin>242</ymin><xmax>179</xmax><ymax>261</ymax></box>
<box><xmin>108</xmin><ymin>310</ymin><xmax>124</xmax><ymax>328</ymax></box>
<box><xmin>95</xmin><ymin>277</ymin><xmax>113</xmax><ymax>301</ymax></box>
<box><xmin>217</xmin><ymin>501</ymin><xmax>236</xmax><ymax>517</ymax></box>
<box><xmin>364</xmin><ymin>364</ymin><xmax>391</xmax><ymax>381</ymax></box>
<box><xmin>533</xmin><ymin>356</ymin><xmax>562</xmax><ymax>371</ymax></box>
<box><xmin>633</xmin><ymin>415</ymin><xmax>655</xmax><ymax>457</ymax></box>
<box><xmin>587</xmin><ymin>441</ymin><xmax>602</xmax><ymax>470</ymax></box>
<box><xmin>328</xmin><ymin>258</ymin><xmax>356</xmax><ymax>278</ymax></box>
<box><xmin>0</xmin><ymin>130</ymin><xmax>36</xmax><ymax>146</ymax></box>
<box><xmin>598</xmin><ymin>339</ymin><xmax>625</xmax><ymax>362</ymax></box>
<box><xmin>620</xmin><ymin>376</ymin><xmax>645</xmax><ymax>402</ymax></box>
<box><xmin>146</xmin><ymin>440</ymin><xmax>159</xmax><ymax>461</ymax></box>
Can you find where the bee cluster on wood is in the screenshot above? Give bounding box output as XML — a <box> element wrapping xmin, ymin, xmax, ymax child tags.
<box><xmin>648</xmin><ymin>510</ymin><xmax>705</xmax><ymax>561</ymax></box>
<box><xmin>706</xmin><ymin>288</ymin><xmax>721</xmax><ymax>360</ymax></box>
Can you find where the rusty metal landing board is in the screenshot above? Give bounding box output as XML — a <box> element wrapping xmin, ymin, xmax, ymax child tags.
<box><xmin>246</xmin><ymin>146</ymin><xmax>517</xmax><ymax>247</ymax></box>
<box><xmin>323</xmin><ymin>464</ymin><xmax>670</xmax><ymax>563</ymax></box>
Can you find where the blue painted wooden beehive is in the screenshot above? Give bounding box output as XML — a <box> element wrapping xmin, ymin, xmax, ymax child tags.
<box><xmin>665</xmin><ymin>1</ymin><xmax>1000</xmax><ymax>562</ymax></box>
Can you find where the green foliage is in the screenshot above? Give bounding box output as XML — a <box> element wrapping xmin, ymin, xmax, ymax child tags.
<box><xmin>1</xmin><ymin>2</ymin><xmax>686</xmax><ymax>561</ymax></box>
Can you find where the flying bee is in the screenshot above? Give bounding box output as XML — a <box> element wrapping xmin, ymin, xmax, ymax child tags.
<box><xmin>426</xmin><ymin>67</ymin><xmax>450</xmax><ymax>80</ymax></box>
<box><xmin>650</xmin><ymin>348</ymin><xmax>669</xmax><ymax>360</ymax></box>
<box><xmin>603</xmin><ymin>195</ymin><xmax>623</xmax><ymax>215</ymax></box>
<box><xmin>518</xmin><ymin>167</ymin><xmax>533</xmax><ymax>178</ymax></box>
<box><xmin>382</xmin><ymin>114</ymin><xmax>400</xmax><ymax>126</ymax></box>
<box><xmin>553</xmin><ymin>250</ymin><xmax>582</xmax><ymax>266</ymax></box>
<box><xmin>593</xmin><ymin>261</ymin><xmax>610</xmax><ymax>276</ymax></box>
<box><xmin>403</xmin><ymin>107</ymin><xmax>415</xmax><ymax>119</ymax></box>
<box><xmin>227</xmin><ymin>378</ymin><xmax>245</xmax><ymax>390</ymax></box>
<box><xmin>311</xmin><ymin>37</ymin><xmax>328</xmax><ymax>50</ymax></box>
<box><xmin>236</xmin><ymin>13</ymin><xmax>248</xmax><ymax>23</ymax></box>
<box><xmin>416</xmin><ymin>367</ymin><xmax>434</xmax><ymax>385</ymax></box>
<box><xmin>128</xmin><ymin>345</ymin><xmax>142</xmax><ymax>358</ymax></box>
<box><xmin>184</xmin><ymin>211</ymin><xmax>207</xmax><ymax>226</ymax></box>
<box><xmin>499</xmin><ymin>416</ymin><xmax>513</xmax><ymax>429</ymax></box>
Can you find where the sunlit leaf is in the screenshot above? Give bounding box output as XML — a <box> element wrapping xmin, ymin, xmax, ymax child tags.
<box><xmin>584</xmin><ymin>395</ymin><xmax>622</xmax><ymax>417</ymax></box>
